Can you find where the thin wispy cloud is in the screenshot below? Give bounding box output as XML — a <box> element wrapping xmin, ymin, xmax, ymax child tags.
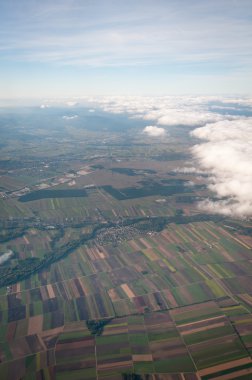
<box><xmin>62</xmin><ymin>115</ymin><xmax>78</xmax><ymax>120</ymax></box>
<box><xmin>1</xmin><ymin>0</ymin><xmax>252</xmax><ymax>69</ymax></box>
<box><xmin>1</xmin><ymin>1</ymin><xmax>252</xmax><ymax>97</ymax></box>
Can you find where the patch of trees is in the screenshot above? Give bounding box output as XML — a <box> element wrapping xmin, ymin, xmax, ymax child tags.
<box><xmin>19</xmin><ymin>189</ymin><xmax>88</xmax><ymax>202</ymax></box>
<box><xmin>101</xmin><ymin>182</ymin><xmax>193</xmax><ymax>201</ymax></box>
<box><xmin>121</xmin><ymin>374</ymin><xmax>143</xmax><ymax>380</ymax></box>
<box><xmin>110</xmin><ymin>168</ymin><xmax>156</xmax><ymax>176</ymax></box>
<box><xmin>0</xmin><ymin>228</ymin><xmax>26</xmax><ymax>243</ymax></box>
<box><xmin>86</xmin><ymin>318</ymin><xmax>112</xmax><ymax>336</ymax></box>
<box><xmin>152</xmin><ymin>152</ymin><xmax>189</xmax><ymax>161</ymax></box>
<box><xmin>175</xmin><ymin>195</ymin><xmax>199</xmax><ymax>203</ymax></box>
<box><xmin>91</xmin><ymin>164</ymin><xmax>104</xmax><ymax>169</ymax></box>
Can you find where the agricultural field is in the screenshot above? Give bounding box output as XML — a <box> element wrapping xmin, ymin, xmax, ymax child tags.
<box><xmin>0</xmin><ymin>219</ymin><xmax>252</xmax><ymax>379</ymax></box>
<box><xmin>0</xmin><ymin>105</ymin><xmax>252</xmax><ymax>379</ymax></box>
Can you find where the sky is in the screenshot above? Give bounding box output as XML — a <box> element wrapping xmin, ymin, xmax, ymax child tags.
<box><xmin>1</xmin><ymin>0</ymin><xmax>252</xmax><ymax>99</ymax></box>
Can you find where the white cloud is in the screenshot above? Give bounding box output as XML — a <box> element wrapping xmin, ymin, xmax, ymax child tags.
<box><xmin>156</xmin><ymin>110</ymin><xmax>223</xmax><ymax>127</ymax></box>
<box><xmin>89</xmin><ymin>95</ymin><xmax>237</xmax><ymax>127</ymax></box>
<box><xmin>66</xmin><ymin>101</ymin><xmax>78</xmax><ymax>107</ymax></box>
<box><xmin>143</xmin><ymin>125</ymin><xmax>166</xmax><ymax>137</ymax></box>
<box><xmin>216</xmin><ymin>98</ymin><xmax>252</xmax><ymax>108</ymax></box>
<box><xmin>173</xmin><ymin>167</ymin><xmax>207</xmax><ymax>175</ymax></box>
<box><xmin>191</xmin><ymin>119</ymin><xmax>252</xmax><ymax>217</ymax></box>
<box><xmin>62</xmin><ymin>115</ymin><xmax>78</xmax><ymax>120</ymax></box>
<box><xmin>40</xmin><ymin>104</ymin><xmax>50</xmax><ymax>109</ymax></box>
<box><xmin>0</xmin><ymin>250</ymin><xmax>13</xmax><ymax>265</ymax></box>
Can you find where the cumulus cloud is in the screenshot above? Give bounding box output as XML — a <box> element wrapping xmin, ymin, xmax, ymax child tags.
<box><xmin>191</xmin><ymin>119</ymin><xmax>252</xmax><ymax>218</ymax></box>
<box><xmin>0</xmin><ymin>250</ymin><xmax>13</xmax><ymax>265</ymax></box>
<box><xmin>143</xmin><ymin>125</ymin><xmax>166</xmax><ymax>137</ymax></box>
<box><xmin>40</xmin><ymin>104</ymin><xmax>50</xmax><ymax>109</ymax></box>
<box><xmin>62</xmin><ymin>115</ymin><xmax>78</xmax><ymax>120</ymax></box>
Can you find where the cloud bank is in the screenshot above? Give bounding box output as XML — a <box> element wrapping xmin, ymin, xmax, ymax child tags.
<box><xmin>89</xmin><ymin>95</ymin><xmax>237</xmax><ymax>132</ymax></box>
<box><xmin>191</xmin><ymin>119</ymin><xmax>252</xmax><ymax>217</ymax></box>
<box><xmin>143</xmin><ymin>125</ymin><xmax>166</xmax><ymax>137</ymax></box>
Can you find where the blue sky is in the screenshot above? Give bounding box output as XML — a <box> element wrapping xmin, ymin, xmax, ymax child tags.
<box><xmin>1</xmin><ymin>0</ymin><xmax>252</xmax><ymax>99</ymax></box>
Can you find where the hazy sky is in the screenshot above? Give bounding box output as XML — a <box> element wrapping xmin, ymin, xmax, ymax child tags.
<box><xmin>1</xmin><ymin>0</ymin><xmax>252</xmax><ymax>99</ymax></box>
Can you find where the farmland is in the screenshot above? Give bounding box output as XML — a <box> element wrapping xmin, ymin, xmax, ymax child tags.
<box><xmin>0</xmin><ymin>105</ymin><xmax>252</xmax><ymax>379</ymax></box>
<box><xmin>1</xmin><ymin>218</ymin><xmax>252</xmax><ymax>379</ymax></box>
